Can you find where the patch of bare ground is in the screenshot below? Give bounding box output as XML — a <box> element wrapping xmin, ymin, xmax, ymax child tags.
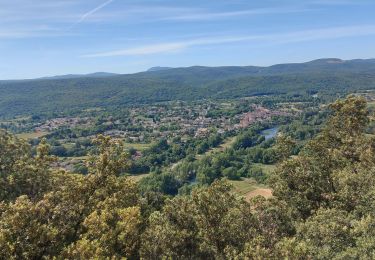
<box><xmin>245</xmin><ymin>188</ymin><xmax>273</xmax><ymax>201</ymax></box>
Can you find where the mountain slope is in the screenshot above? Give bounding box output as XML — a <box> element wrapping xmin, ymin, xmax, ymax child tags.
<box><xmin>147</xmin><ymin>67</ymin><xmax>173</xmax><ymax>72</ymax></box>
<box><xmin>1</xmin><ymin>58</ymin><xmax>375</xmax><ymax>117</ymax></box>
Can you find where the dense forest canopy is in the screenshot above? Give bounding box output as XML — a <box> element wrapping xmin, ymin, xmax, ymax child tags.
<box><xmin>1</xmin><ymin>59</ymin><xmax>375</xmax><ymax>117</ymax></box>
<box><xmin>1</xmin><ymin>96</ymin><xmax>375</xmax><ymax>259</ymax></box>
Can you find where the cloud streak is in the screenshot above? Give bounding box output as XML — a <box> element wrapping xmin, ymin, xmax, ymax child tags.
<box><xmin>73</xmin><ymin>0</ymin><xmax>114</xmax><ymax>26</ymax></box>
<box><xmin>83</xmin><ymin>24</ymin><xmax>375</xmax><ymax>58</ymax></box>
<box><xmin>162</xmin><ymin>7</ymin><xmax>308</xmax><ymax>21</ymax></box>
<box><xmin>84</xmin><ymin>43</ymin><xmax>187</xmax><ymax>57</ymax></box>
<box><xmin>0</xmin><ymin>26</ymin><xmax>72</xmax><ymax>39</ymax></box>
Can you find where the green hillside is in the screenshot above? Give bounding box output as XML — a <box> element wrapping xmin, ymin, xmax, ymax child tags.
<box><xmin>1</xmin><ymin>58</ymin><xmax>375</xmax><ymax>117</ymax></box>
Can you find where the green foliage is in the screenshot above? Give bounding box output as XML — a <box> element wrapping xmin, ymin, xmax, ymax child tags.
<box><xmin>141</xmin><ymin>181</ymin><xmax>257</xmax><ymax>259</ymax></box>
<box><xmin>129</xmin><ymin>133</ymin><xmax>224</xmax><ymax>175</ymax></box>
<box><xmin>0</xmin><ymin>132</ymin><xmax>55</xmax><ymax>202</ymax></box>
<box><xmin>271</xmin><ymin>96</ymin><xmax>374</xmax><ymax>218</ymax></box>
<box><xmin>2</xmin><ymin>60</ymin><xmax>375</xmax><ymax>117</ymax></box>
<box><xmin>248</xmin><ymin>165</ymin><xmax>267</xmax><ymax>183</ymax></box>
<box><xmin>233</xmin><ymin>129</ymin><xmax>264</xmax><ymax>150</ymax></box>
<box><xmin>139</xmin><ymin>171</ymin><xmax>182</xmax><ymax>195</ymax></box>
<box><xmin>1</xmin><ymin>96</ymin><xmax>375</xmax><ymax>258</ymax></box>
<box><xmin>0</xmin><ymin>133</ymin><xmax>141</xmax><ymax>259</ymax></box>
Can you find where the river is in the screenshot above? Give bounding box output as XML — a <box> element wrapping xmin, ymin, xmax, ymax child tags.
<box><xmin>260</xmin><ymin>127</ymin><xmax>279</xmax><ymax>140</ymax></box>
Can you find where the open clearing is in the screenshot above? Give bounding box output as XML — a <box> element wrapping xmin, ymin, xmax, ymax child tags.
<box><xmin>16</xmin><ymin>131</ymin><xmax>48</xmax><ymax>139</ymax></box>
<box><xmin>245</xmin><ymin>188</ymin><xmax>273</xmax><ymax>200</ymax></box>
<box><xmin>128</xmin><ymin>173</ymin><xmax>150</xmax><ymax>182</ymax></box>
<box><xmin>124</xmin><ymin>142</ymin><xmax>151</xmax><ymax>151</ymax></box>
<box><xmin>229</xmin><ymin>178</ymin><xmax>272</xmax><ymax>201</ymax></box>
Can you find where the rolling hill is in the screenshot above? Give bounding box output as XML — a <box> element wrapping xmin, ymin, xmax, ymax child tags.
<box><xmin>1</xmin><ymin>58</ymin><xmax>375</xmax><ymax>118</ymax></box>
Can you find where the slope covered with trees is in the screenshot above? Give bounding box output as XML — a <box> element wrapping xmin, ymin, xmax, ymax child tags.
<box><xmin>0</xmin><ymin>96</ymin><xmax>375</xmax><ymax>259</ymax></box>
<box><xmin>1</xmin><ymin>59</ymin><xmax>375</xmax><ymax>117</ymax></box>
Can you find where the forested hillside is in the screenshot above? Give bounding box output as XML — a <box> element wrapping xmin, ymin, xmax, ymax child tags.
<box><xmin>1</xmin><ymin>96</ymin><xmax>375</xmax><ymax>259</ymax></box>
<box><xmin>1</xmin><ymin>59</ymin><xmax>375</xmax><ymax>117</ymax></box>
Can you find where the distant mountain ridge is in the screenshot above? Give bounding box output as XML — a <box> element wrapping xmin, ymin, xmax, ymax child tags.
<box><xmin>147</xmin><ymin>67</ymin><xmax>174</xmax><ymax>72</ymax></box>
<box><xmin>39</xmin><ymin>72</ymin><xmax>119</xmax><ymax>80</ymax></box>
<box><xmin>11</xmin><ymin>58</ymin><xmax>375</xmax><ymax>81</ymax></box>
<box><xmin>1</xmin><ymin>58</ymin><xmax>375</xmax><ymax>117</ymax></box>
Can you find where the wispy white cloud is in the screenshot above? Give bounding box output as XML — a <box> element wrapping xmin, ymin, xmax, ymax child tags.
<box><xmin>0</xmin><ymin>0</ymin><xmax>116</xmax><ymax>36</ymax></box>
<box><xmin>0</xmin><ymin>26</ymin><xmax>72</xmax><ymax>39</ymax></box>
<box><xmin>82</xmin><ymin>36</ymin><xmax>260</xmax><ymax>57</ymax></box>
<box><xmin>0</xmin><ymin>31</ymin><xmax>31</xmax><ymax>39</ymax></box>
<box><xmin>75</xmin><ymin>0</ymin><xmax>115</xmax><ymax>24</ymax></box>
<box><xmin>162</xmin><ymin>7</ymin><xmax>308</xmax><ymax>21</ymax></box>
<box><xmin>83</xmin><ymin>24</ymin><xmax>375</xmax><ymax>58</ymax></box>
<box><xmin>0</xmin><ymin>0</ymin><xmax>81</xmax><ymax>38</ymax></box>
<box><xmin>0</xmin><ymin>0</ymin><xmax>373</xmax><ymax>41</ymax></box>
<box><xmin>84</xmin><ymin>43</ymin><xmax>187</xmax><ymax>57</ymax></box>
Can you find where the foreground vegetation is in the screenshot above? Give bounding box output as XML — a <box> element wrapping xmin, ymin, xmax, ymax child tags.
<box><xmin>1</xmin><ymin>96</ymin><xmax>375</xmax><ymax>259</ymax></box>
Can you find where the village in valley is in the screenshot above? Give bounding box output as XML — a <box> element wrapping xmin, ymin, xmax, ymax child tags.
<box><xmin>3</xmin><ymin>98</ymin><xmax>297</xmax><ymax>144</ymax></box>
<box><xmin>0</xmin><ymin>96</ymin><xmax>318</xmax><ymax>175</ymax></box>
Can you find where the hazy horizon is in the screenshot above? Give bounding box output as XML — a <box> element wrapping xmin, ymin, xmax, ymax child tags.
<box><xmin>3</xmin><ymin>57</ymin><xmax>375</xmax><ymax>81</ymax></box>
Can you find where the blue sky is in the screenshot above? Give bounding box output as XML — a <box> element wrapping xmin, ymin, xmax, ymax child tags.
<box><xmin>1</xmin><ymin>0</ymin><xmax>375</xmax><ymax>79</ymax></box>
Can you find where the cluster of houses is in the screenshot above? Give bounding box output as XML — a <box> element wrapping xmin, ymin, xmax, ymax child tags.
<box><xmin>236</xmin><ymin>105</ymin><xmax>290</xmax><ymax>128</ymax></box>
<box><xmin>35</xmin><ymin>117</ymin><xmax>91</xmax><ymax>132</ymax></box>
<box><xmin>31</xmin><ymin>101</ymin><xmax>291</xmax><ymax>144</ymax></box>
<box><xmin>100</xmin><ymin>104</ymin><xmax>234</xmax><ymax>140</ymax></box>
<box><xmin>101</xmin><ymin>103</ymin><xmax>290</xmax><ymax>141</ymax></box>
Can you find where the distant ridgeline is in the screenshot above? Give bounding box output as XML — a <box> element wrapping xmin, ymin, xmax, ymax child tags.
<box><xmin>1</xmin><ymin>58</ymin><xmax>375</xmax><ymax>117</ymax></box>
